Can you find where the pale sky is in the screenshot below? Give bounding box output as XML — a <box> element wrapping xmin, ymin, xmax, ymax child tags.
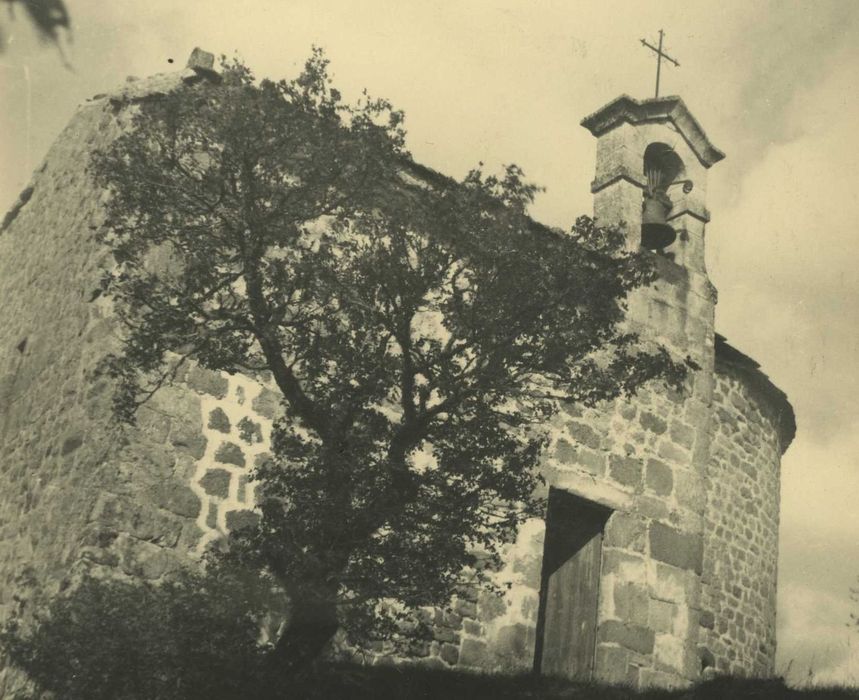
<box><xmin>2</xmin><ymin>0</ymin><xmax>858</xmax><ymax>686</ymax></box>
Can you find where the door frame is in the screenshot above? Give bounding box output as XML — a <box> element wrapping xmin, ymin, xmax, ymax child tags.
<box><xmin>532</xmin><ymin>488</ymin><xmax>612</xmax><ymax>678</ymax></box>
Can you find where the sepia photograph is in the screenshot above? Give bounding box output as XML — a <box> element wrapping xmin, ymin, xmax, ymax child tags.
<box><xmin>0</xmin><ymin>2</ymin><xmax>857</xmax><ymax>698</ymax></box>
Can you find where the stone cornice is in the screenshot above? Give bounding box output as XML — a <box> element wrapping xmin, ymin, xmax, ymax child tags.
<box><xmin>590</xmin><ymin>171</ymin><xmax>645</xmax><ymax>194</ymax></box>
<box><xmin>589</xmin><ymin>167</ymin><xmax>711</xmax><ymax>223</ymax></box>
<box><xmin>581</xmin><ymin>95</ymin><xmax>726</xmax><ymax>168</ymax></box>
<box><xmin>668</xmin><ymin>205</ymin><xmax>710</xmax><ymax>224</ymax></box>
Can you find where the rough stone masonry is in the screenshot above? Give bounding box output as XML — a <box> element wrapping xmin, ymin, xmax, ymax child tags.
<box><xmin>0</xmin><ymin>54</ymin><xmax>794</xmax><ymax>692</ymax></box>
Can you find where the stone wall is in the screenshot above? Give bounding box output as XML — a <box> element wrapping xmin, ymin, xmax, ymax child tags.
<box><xmin>0</xmin><ymin>72</ymin><xmax>224</xmax><ymax>696</ymax></box>
<box><xmin>438</xmin><ymin>375</ymin><xmax>714</xmax><ymax>688</ymax></box>
<box><xmin>346</xmin><ymin>323</ymin><xmax>720</xmax><ymax>688</ymax></box>
<box><xmin>700</xmin><ymin>362</ymin><xmax>784</xmax><ymax>676</ymax></box>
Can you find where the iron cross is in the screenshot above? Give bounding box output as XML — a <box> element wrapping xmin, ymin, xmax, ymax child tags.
<box><xmin>640</xmin><ymin>29</ymin><xmax>680</xmax><ymax>98</ymax></box>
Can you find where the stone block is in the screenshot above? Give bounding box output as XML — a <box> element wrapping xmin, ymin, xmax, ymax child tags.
<box><xmin>478</xmin><ymin>590</ymin><xmax>507</xmax><ymax>622</ymax></box>
<box><xmin>657</xmin><ymin>439</ymin><xmax>688</xmax><ymax>465</ymax></box>
<box><xmin>433</xmin><ymin>626</ymin><xmax>457</xmax><ymax>643</ymax></box>
<box><xmin>649</xmin><ymin>599</ymin><xmax>676</xmax><ymax>634</ymax></box>
<box><xmin>613</xmin><ymin>582</ymin><xmax>649</xmax><ymax>626</ymax></box>
<box><xmin>224</xmin><ymin>509</ymin><xmax>260</xmax><ymax>532</ymax></box>
<box><xmin>639</xmin><ymin>668</ymin><xmax>687</xmax><ymax>689</ymax></box>
<box><xmin>151</xmin><ymin>482</ymin><xmax>200</xmax><ymax>519</ymax></box>
<box><xmin>573</xmin><ymin>446</ymin><xmax>606</xmax><ymax>475</ymax></box>
<box><xmin>604</xmin><ymin>512</ymin><xmax>646</xmax><ymax>552</ymax></box>
<box><xmin>136</xmin><ymin>408</ymin><xmax>171</xmax><ymax>443</ymax></box>
<box><xmin>128</xmin><ymin>440</ymin><xmax>177</xmax><ymax>477</ymax></box>
<box><xmin>652</xmin><ymin>562</ymin><xmax>697</xmax><ymax>604</ymax></box>
<box><xmin>649</xmin><ymin>523</ymin><xmax>703</xmax><ymax>574</ymax></box>
<box><xmin>669</xmin><ymin>421</ymin><xmax>696</xmax><ymax>449</ymax></box>
<box><xmin>699</xmin><ymin>610</ymin><xmax>715</xmax><ymax>629</ymax></box>
<box><xmin>454</xmin><ymin>598</ymin><xmax>477</xmax><ymax>619</ymax></box>
<box><xmin>205</xmin><ymin>501</ymin><xmax>218</xmax><ymax>530</ymax></box>
<box><xmin>439</xmin><ymin>643</ymin><xmax>459</xmax><ymax>665</ymax></box>
<box><xmin>458</xmin><ymin>638</ymin><xmax>488</xmax><ymax>668</ymax></box>
<box><xmin>177</xmin><ymin>521</ymin><xmax>204</xmax><ymax>551</ymax></box>
<box><xmin>699</xmin><ymin>645</ymin><xmax>716</xmax><ymax>670</ymax></box>
<box><xmin>252</xmin><ymin>387</ymin><xmax>280</xmax><ymax>419</ymax></box>
<box><xmin>594</xmin><ymin>644</ymin><xmax>631</xmax><ymax>685</ymax></box>
<box><xmin>609</xmin><ymin>454</ymin><xmax>642</xmax><ymax>488</ymax></box>
<box><xmin>234</xmin><ymin>384</ymin><xmax>247</xmax><ymax>405</ymax></box>
<box><xmin>117</xmin><ymin>537</ymin><xmax>178</xmax><ymax>580</ymax></box>
<box><xmin>598</xmin><ymin>620</ymin><xmax>654</xmax><ymax>654</ymax></box>
<box><xmin>619</xmin><ymin>403</ymin><xmax>637</xmax><ymax>421</ymax></box>
<box><xmin>416</xmin><ymin>655</ymin><xmax>447</xmax><ymax>670</ymax></box>
<box><xmin>494</xmin><ymin>623</ymin><xmax>532</xmax><ymax>661</ymax></box>
<box><xmin>439</xmin><ymin>610</ymin><xmax>462</xmax><ymax>630</ymax></box>
<box><xmin>636</xmin><ymin>495</ymin><xmax>670</xmax><ymax>521</ymax></box>
<box><xmin>566</xmin><ymin>421</ymin><xmax>602</xmax><ymax>450</ymax></box>
<box><xmin>237</xmin><ymin>416</ymin><xmax>263</xmax><ymax>444</ymax></box>
<box><xmin>456</xmin><ymin>584</ymin><xmax>480</xmax><ymax>603</ymax></box>
<box><xmin>645</xmin><ymin>459</ymin><xmax>673</xmax><ymax>496</ymax></box>
<box><xmin>186</xmin><ymin>47</ymin><xmax>215</xmax><ymax>71</ymax></box>
<box><xmin>602</xmin><ymin>549</ymin><xmax>646</xmax><ymax>581</ymax></box>
<box><xmin>199</xmin><ymin>468</ymin><xmax>231</xmax><ymax>498</ymax></box>
<box><xmin>673</xmin><ymin>470</ymin><xmax>704</xmax><ymax>511</ymax></box>
<box><xmin>463</xmin><ymin>619</ymin><xmax>482</xmax><ymax>635</ymax></box>
<box><xmin>186</xmin><ymin>365</ymin><xmax>228</xmax><ymax>398</ymax></box>
<box><xmin>554</xmin><ymin>437</ymin><xmax>577</xmax><ymax>464</ymax></box>
<box><xmin>654</xmin><ymin>633</ymin><xmax>686</xmax><ymax>675</ymax></box>
<box><xmin>172</xmin><ymin>453</ymin><xmax>197</xmax><ymax>481</ymax></box>
<box><xmin>215</xmin><ymin>441</ymin><xmax>246</xmax><ymax>467</ymax></box>
<box><xmin>168</xmin><ymin>397</ymin><xmax>207</xmax><ymax>459</ymax></box>
<box><xmin>90</xmin><ymin>492</ymin><xmax>182</xmax><ymax>547</ymax></box>
<box><xmin>640</xmin><ymin>412</ymin><xmax>667</xmax><ymax>435</ymax></box>
<box><xmin>510</xmin><ymin>548</ymin><xmax>543</xmax><ymax>591</ymax></box>
<box><xmin>254</xmin><ymin>452</ymin><xmax>273</xmax><ymax>469</ymax></box>
<box><xmin>406</xmin><ymin>640</ymin><xmax>431</xmax><ymax>658</ymax></box>
<box><xmin>207</xmin><ymin>407</ymin><xmax>231</xmax><ymax>433</ymax></box>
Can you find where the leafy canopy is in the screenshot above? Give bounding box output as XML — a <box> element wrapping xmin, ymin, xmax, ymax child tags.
<box><xmin>92</xmin><ymin>50</ymin><xmax>686</xmax><ymax>648</ymax></box>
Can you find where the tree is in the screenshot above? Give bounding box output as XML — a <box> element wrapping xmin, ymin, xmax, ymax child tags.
<box><xmin>90</xmin><ymin>50</ymin><xmax>689</xmax><ymax>676</ymax></box>
<box><xmin>0</xmin><ymin>0</ymin><xmax>71</xmax><ymax>58</ymax></box>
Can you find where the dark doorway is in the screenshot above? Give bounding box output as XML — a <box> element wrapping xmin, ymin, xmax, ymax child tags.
<box><xmin>533</xmin><ymin>489</ymin><xmax>612</xmax><ymax>679</ymax></box>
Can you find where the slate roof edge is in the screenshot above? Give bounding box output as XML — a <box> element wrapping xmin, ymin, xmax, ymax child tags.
<box><xmin>714</xmin><ymin>333</ymin><xmax>796</xmax><ymax>452</ymax></box>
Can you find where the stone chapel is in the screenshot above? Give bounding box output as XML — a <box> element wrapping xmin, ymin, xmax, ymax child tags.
<box><xmin>0</xmin><ymin>52</ymin><xmax>794</xmax><ymax>691</ymax></box>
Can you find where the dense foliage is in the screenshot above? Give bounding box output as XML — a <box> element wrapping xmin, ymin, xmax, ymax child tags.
<box><xmin>5</xmin><ymin>49</ymin><xmax>690</xmax><ymax>684</ymax></box>
<box><xmin>1</xmin><ymin>571</ymin><xmax>266</xmax><ymax>700</ymax></box>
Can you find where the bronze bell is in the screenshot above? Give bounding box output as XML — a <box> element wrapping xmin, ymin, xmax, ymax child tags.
<box><xmin>641</xmin><ymin>190</ymin><xmax>676</xmax><ymax>250</ymax></box>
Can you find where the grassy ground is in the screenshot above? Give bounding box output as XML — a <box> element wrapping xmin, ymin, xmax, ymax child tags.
<box><xmin>288</xmin><ymin>665</ymin><xmax>859</xmax><ymax>699</ymax></box>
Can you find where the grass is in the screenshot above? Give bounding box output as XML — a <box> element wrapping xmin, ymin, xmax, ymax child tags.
<box><xmin>286</xmin><ymin>665</ymin><xmax>859</xmax><ymax>699</ymax></box>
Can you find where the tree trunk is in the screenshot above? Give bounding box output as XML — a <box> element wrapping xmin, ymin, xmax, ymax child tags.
<box><xmin>268</xmin><ymin>594</ymin><xmax>340</xmax><ymax>679</ymax></box>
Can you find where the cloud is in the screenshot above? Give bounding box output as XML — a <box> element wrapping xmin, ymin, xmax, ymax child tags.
<box><xmin>777</xmin><ymin>581</ymin><xmax>859</xmax><ymax>686</ymax></box>
<box><xmin>705</xmin><ymin>29</ymin><xmax>859</xmax><ymax>686</ymax></box>
<box><xmin>707</xmin><ymin>40</ymin><xmax>859</xmax><ymax>441</ymax></box>
<box><xmin>776</xmin><ymin>424</ymin><xmax>859</xmax><ymax>685</ymax></box>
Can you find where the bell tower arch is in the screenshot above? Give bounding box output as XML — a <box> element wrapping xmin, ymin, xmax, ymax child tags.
<box><xmin>580</xmin><ymin>95</ymin><xmax>724</xmax><ymax>373</ymax></box>
<box><xmin>581</xmin><ymin>95</ymin><xmax>724</xmax><ymax>273</ymax></box>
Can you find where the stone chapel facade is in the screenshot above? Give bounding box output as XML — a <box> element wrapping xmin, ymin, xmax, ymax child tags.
<box><xmin>0</xmin><ymin>56</ymin><xmax>794</xmax><ymax>692</ymax></box>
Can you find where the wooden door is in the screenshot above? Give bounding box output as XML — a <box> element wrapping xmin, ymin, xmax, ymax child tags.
<box><xmin>534</xmin><ymin>489</ymin><xmax>610</xmax><ymax>679</ymax></box>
